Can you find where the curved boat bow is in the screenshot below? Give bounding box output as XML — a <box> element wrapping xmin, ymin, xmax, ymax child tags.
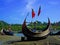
<box><xmin>22</xmin><ymin>18</ymin><xmax>50</xmax><ymax>40</ymax></box>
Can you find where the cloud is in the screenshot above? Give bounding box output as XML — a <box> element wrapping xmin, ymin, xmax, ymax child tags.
<box><xmin>12</xmin><ymin>0</ymin><xmax>37</xmax><ymax>16</ymax></box>
<box><xmin>16</xmin><ymin>0</ymin><xmax>36</xmax><ymax>16</ymax></box>
<box><xmin>25</xmin><ymin>0</ymin><xmax>36</xmax><ymax>11</ymax></box>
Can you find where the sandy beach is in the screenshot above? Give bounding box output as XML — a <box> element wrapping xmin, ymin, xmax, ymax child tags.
<box><xmin>0</xmin><ymin>35</ymin><xmax>60</xmax><ymax>45</ymax></box>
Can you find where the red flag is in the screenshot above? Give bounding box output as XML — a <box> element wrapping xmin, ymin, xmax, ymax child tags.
<box><xmin>38</xmin><ymin>6</ymin><xmax>41</xmax><ymax>16</ymax></box>
<box><xmin>32</xmin><ymin>9</ymin><xmax>35</xmax><ymax>18</ymax></box>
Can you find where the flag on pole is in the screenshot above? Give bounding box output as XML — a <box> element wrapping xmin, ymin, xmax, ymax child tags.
<box><xmin>38</xmin><ymin>6</ymin><xmax>41</xmax><ymax>16</ymax></box>
<box><xmin>32</xmin><ymin>9</ymin><xmax>35</xmax><ymax>18</ymax></box>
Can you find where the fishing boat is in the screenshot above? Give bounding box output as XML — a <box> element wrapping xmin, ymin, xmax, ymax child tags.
<box><xmin>22</xmin><ymin>18</ymin><xmax>51</xmax><ymax>40</ymax></box>
<box><xmin>3</xmin><ymin>30</ymin><xmax>13</xmax><ymax>36</ymax></box>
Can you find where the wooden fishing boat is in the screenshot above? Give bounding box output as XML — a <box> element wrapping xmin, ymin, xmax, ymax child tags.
<box><xmin>22</xmin><ymin>18</ymin><xmax>50</xmax><ymax>40</ymax></box>
<box><xmin>3</xmin><ymin>30</ymin><xmax>13</xmax><ymax>36</ymax></box>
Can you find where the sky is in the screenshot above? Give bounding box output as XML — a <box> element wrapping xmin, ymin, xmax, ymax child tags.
<box><xmin>0</xmin><ymin>0</ymin><xmax>60</xmax><ymax>24</ymax></box>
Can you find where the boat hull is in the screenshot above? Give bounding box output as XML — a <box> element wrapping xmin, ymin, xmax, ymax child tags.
<box><xmin>22</xmin><ymin>18</ymin><xmax>50</xmax><ymax>40</ymax></box>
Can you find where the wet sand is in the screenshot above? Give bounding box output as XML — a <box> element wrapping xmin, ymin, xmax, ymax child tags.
<box><xmin>0</xmin><ymin>35</ymin><xmax>60</xmax><ymax>45</ymax></box>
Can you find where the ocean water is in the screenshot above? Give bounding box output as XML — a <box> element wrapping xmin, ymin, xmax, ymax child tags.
<box><xmin>0</xmin><ymin>41</ymin><xmax>3</xmax><ymax>45</ymax></box>
<box><xmin>14</xmin><ymin>30</ymin><xmax>60</xmax><ymax>37</ymax></box>
<box><xmin>14</xmin><ymin>33</ymin><xmax>25</xmax><ymax>37</ymax></box>
<box><xmin>51</xmin><ymin>30</ymin><xmax>60</xmax><ymax>33</ymax></box>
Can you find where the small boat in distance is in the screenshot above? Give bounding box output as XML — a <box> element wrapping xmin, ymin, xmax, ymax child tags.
<box><xmin>2</xmin><ymin>29</ymin><xmax>13</xmax><ymax>36</ymax></box>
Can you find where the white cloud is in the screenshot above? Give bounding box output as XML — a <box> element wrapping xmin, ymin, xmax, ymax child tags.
<box><xmin>25</xmin><ymin>0</ymin><xmax>36</xmax><ymax>11</ymax></box>
<box><xmin>16</xmin><ymin>0</ymin><xmax>36</xmax><ymax>16</ymax></box>
<box><xmin>14</xmin><ymin>0</ymin><xmax>37</xmax><ymax>16</ymax></box>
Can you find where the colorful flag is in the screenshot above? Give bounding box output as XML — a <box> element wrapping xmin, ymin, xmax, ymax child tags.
<box><xmin>38</xmin><ymin>6</ymin><xmax>41</xmax><ymax>16</ymax></box>
<box><xmin>32</xmin><ymin>9</ymin><xmax>35</xmax><ymax>18</ymax></box>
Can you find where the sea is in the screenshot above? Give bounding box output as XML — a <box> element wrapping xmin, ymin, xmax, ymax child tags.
<box><xmin>15</xmin><ymin>30</ymin><xmax>60</xmax><ymax>37</ymax></box>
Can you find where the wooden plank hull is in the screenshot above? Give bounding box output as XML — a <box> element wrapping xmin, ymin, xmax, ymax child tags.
<box><xmin>22</xmin><ymin>18</ymin><xmax>50</xmax><ymax>40</ymax></box>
